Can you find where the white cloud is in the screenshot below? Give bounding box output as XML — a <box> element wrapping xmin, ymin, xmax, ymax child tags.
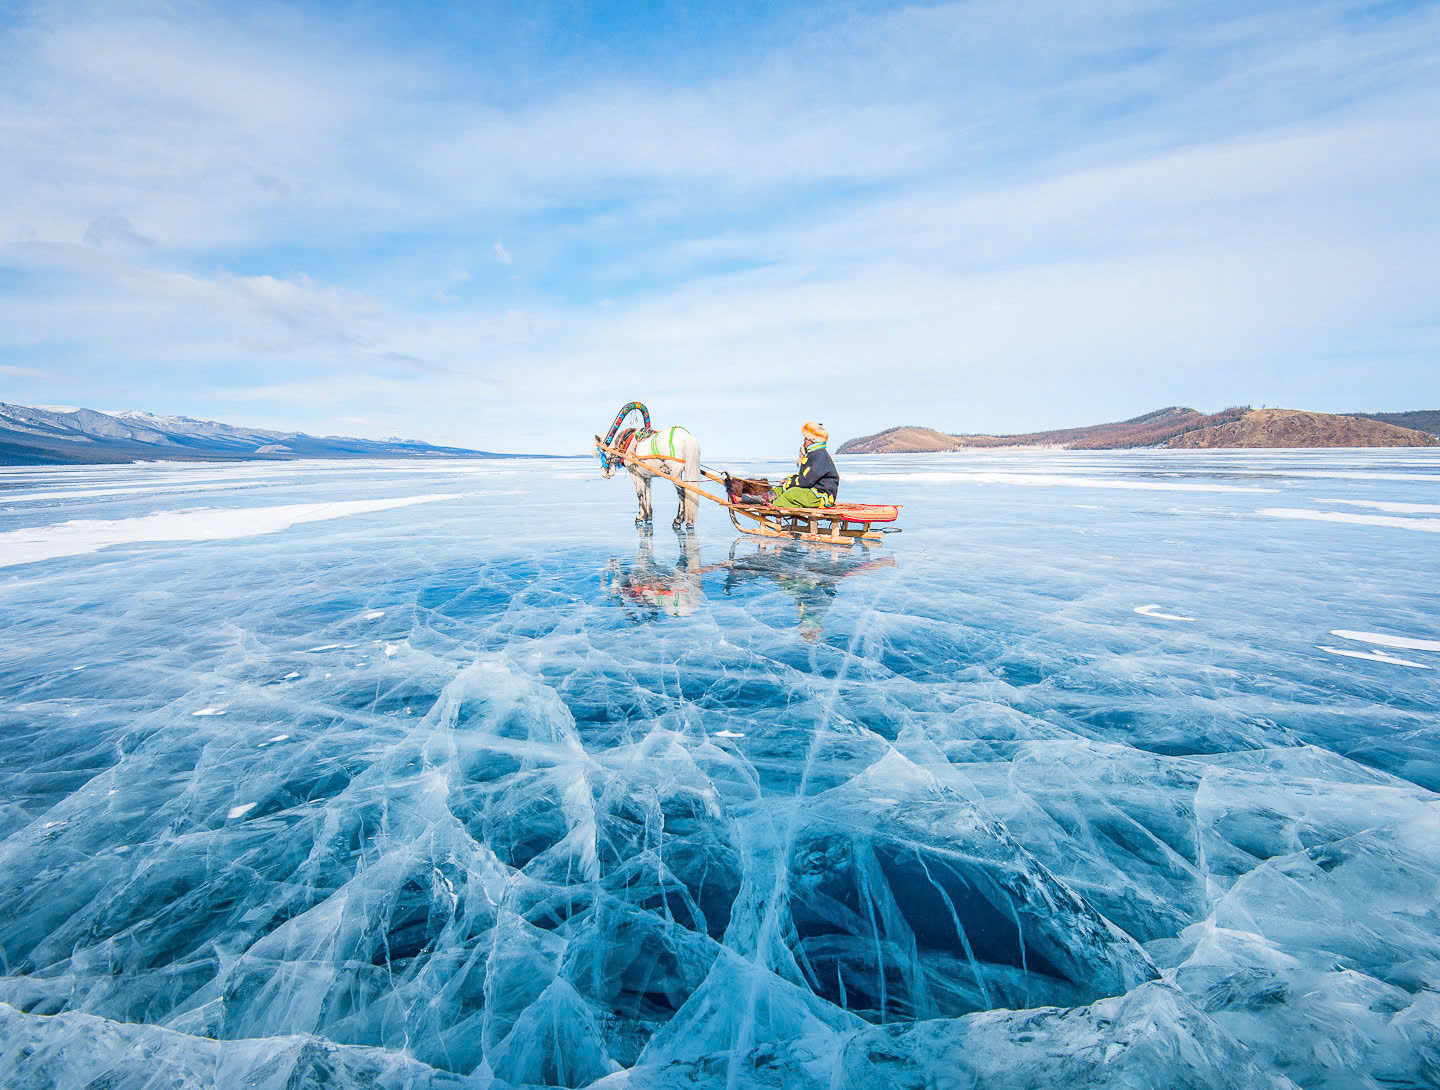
<box><xmin>0</xmin><ymin>0</ymin><xmax>1437</xmax><ymax>452</ymax></box>
<box><xmin>83</xmin><ymin>214</ymin><xmax>153</xmax><ymax>249</ymax></box>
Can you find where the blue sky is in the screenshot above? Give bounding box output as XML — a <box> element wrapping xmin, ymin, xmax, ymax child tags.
<box><xmin>1</xmin><ymin>0</ymin><xmax>1437</xmax><ymax>455</ymax></box>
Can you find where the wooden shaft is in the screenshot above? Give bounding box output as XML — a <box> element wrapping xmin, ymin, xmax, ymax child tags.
<box><xmin>598</xmin><ymin>442</ymin><xmax>733</xmax><ymax>508</ymax></box>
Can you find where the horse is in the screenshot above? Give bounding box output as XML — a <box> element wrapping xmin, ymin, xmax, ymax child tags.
<box><xmin>595</xmin><ymin>404</ymin><xmax>701</xmax><ymax>530</ymax></box>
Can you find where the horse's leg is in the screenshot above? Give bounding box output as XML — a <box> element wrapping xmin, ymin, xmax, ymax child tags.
<box><xmin>633</xmin><ymin>471</ymin><xmax>650</xmax><ymax>525</ymax></box>
<box><xmin>672</xmin><ymin>468</ymin><xmax>687</xmax><ymax>530</ymax></box>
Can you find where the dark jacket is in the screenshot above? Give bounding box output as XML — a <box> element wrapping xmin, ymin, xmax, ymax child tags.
<box><xmin>795</xmin><ymin>445</ymin><xmax>839</xmax><ymax>501</ymax></box>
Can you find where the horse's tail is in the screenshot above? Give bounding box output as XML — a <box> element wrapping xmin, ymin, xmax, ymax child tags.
<box><xmin>682</xmin><ymin>428</ymin><xmax>700</xmax><ymax>524</ymax></box>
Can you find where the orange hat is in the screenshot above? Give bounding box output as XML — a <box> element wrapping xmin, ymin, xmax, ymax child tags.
<box><xmin>801</xmin><ymin>421</ymin><xmax>828</xmax><ymax>442</ymax></box>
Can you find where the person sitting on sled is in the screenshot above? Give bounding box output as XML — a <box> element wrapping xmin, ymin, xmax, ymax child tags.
<box><xmin>772</xmin><ymin>421</ymin><xmax>839</xmax><ymax>508</ymax></box>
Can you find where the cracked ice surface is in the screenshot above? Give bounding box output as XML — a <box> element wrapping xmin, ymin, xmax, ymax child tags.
<box><xmin>1</xmin><ymin>452</ymin><xmax>1439</xmax><ymax>1089</ymax></box>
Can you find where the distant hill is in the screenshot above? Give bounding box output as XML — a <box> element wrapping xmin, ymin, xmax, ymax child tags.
<box><xmin>838</xmin><ymin>407</ymin><xmax>1248</xmax><ymax>453</ymax></box>
<box><xmin>0</xmin><ymin>403</ymin><xmax>518</xmax><ymax>466</ymax></box>
<box><xmin>839</xmin><ymin>406</ymin><xmax>1440</xmax><ymax>453</ymax></box>
<box><xmin>1168</xmin><ymin>409</ymin><xmax>1438</xmax><ymax>449</ymax></box>
<box><xmin>1350</xmin><ymin>410</ymin><xmax>1440</xmax><ymax>438</ymax></box>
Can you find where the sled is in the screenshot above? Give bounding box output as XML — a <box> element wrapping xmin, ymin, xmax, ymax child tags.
<box><xmin>726</xmin><ymin>499</ymin><xmax>900</xmax><ymax>544</ymax></box>
<box><xmin>594</xmin><ymin>441</ymin><xmax>902</xmax><ymax>545</ymax></box>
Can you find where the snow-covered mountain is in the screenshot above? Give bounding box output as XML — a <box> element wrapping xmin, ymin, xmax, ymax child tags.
<box><xmin>0</xmin><ymin>402</ymin><xmax>505</xmax><ymax>464</ymax></box>
<box><xmin>111</xmin><ymin>410</ymin><xmax>297</xmax><ymax>447</ymax></box>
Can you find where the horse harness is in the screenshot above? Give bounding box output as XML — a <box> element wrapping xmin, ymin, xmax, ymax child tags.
<box><xmin>616</xmin><ymin>425</ymin><xmax>685</xmax><ymax>464</ymax></box>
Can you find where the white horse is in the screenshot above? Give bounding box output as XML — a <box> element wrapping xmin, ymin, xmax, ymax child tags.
<box><xmin>596</xmin><ymin>424</ymin><xmax>702</xmax><ymax>529</ymax></box>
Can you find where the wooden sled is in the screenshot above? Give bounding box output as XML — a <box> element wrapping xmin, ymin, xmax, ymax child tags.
<box><xmin>595</xmin><ymin>441</ymin><xmax>902</xmax><ymax>545</ymax></box>
<box><xmin>707</xmin><ymin>469</ymin><xmax>898</xmax><ymax>544</ymax></box>
<box><xmin>726</xmin><ymin>499</ymin><xmax>900</xmax><ymax>544</ymax></box>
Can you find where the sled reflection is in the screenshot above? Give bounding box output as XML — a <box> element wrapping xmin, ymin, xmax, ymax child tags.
<box><xmin>605</xmin><ymin>532</ymin><xmax>896</xmax><ymax>637</ymax></box>
<box><xmin>720</xmin><ymin>540</ymin><xmax>896</xmax><ymax>641</ymax></box>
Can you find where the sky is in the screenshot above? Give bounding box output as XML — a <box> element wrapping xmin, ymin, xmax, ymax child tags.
<box><xmin>1</xmin><ymin>0</ymin><xmax>1437</xmax><ymax>456</ymax></box>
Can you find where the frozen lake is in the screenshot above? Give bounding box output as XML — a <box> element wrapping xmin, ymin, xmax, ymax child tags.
<box><xmin>1</xmin><ymin>450</ymin><xmax>1437</xmax><ymax>1089</ymax></box>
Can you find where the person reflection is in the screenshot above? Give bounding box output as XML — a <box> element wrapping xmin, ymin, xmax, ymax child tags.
<box><xmin>604</xmin><ymin>528</ymin><xmax>706</xmax><ymax>620</ymax></box>
<box><xmin>721</xmin><ymin>541</ymin><xmax>896</xmax><ymax>642</ymax></box>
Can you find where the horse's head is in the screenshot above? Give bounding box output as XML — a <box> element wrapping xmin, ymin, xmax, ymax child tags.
<box><xmin>595</xmin><ymin>435</ymin><xmax>616</xmax><ymax>479</ymax></box>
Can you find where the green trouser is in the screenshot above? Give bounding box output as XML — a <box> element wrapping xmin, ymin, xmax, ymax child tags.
<box><xmin>771</xmin><ymin>485</ymin><xmax>830</xmax><ymax>508</ymax></box>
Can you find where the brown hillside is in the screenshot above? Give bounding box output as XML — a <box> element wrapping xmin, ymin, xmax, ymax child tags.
<box><xmin>1166</xmin><ymin>409</ymin><xmax>1439</xmax><ymax>448</ymax></box>
<box><xmin>836</xmin><ymin>426</ymin><xmax>960</xmax><ymax>453</ymax></box>
<box><xmin>1352</xmin><ymin>410</ymin><xmax>1440</xmax><ymax>437</ymax></box>
<box><xmin>838</xmin><ymin>407</ymin><xmax>1246</xmax><ymax>454</ymax></box>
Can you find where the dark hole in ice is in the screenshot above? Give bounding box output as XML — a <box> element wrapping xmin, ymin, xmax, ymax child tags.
<box><xmin>876</xmin><ymin>848</ymin><xmax>1063</xmax><ymax>975</ymax></box>
<box><xmin>790</xmin><ymin>834</ymin><xmax>1070</xmax><ymax>1021</ymax></box>
<box><xmin>525</xmin><ymin>889</ymin><xmax>595</xmax><ymax>931</ymax></box>
<box><xmin>484</xmin><ymin>786</ymin><xmax>573</xmax><ymax>871</ymax></box>
<box><xmin>370</xmin><ymin>872</ymin><xmax>457</xmax><ymax>967</ymax></box>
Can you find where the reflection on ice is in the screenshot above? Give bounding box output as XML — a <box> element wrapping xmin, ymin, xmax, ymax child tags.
<box><xmin>605</xmin><ymin>530</ymin><xmax>706</xmax><ymax>619</ymax></box>
<box><xmin>719</xmin><ymin>540</ymin><xmax>896</xmax><ymax>641</ymax></box>
<box><xmin>0</xmin><ymin>452</ymin><xmax>1438</xmax><ymax>1088</ymax></box>
<box><xmin>604</xmin><ymin>532</ymin><xmax>896</xmax><ymax>638</ymax></box>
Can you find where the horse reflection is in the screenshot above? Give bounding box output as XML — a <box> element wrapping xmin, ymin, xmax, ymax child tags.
<box><xmin>606</xmin><ymin>534</ymin><xmax>897</xmax><ymax>634</ymax></box>
<box><xmin>604</xmin><ymin>530</ymin><xmax>706</xmax><ymax>620</ymax></box>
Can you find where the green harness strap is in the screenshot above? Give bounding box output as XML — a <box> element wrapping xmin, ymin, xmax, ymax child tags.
<box><xmin>646</xmin><ymin>427</ymin><xmax>682</xmax><ymax>459</ymax></box>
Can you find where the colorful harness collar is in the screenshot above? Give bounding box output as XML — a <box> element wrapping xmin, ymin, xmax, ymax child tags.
<box><xmin>614</xmin><ymin>426</ymin><xmax>656</xmax><ymax>455</ymax></box>
<box><xmin>599</xmin><ymin>401</ymin><xmax>652</xmax><ymax>471</ymax></box>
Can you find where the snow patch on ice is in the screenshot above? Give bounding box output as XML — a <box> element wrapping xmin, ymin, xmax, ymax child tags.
<box><xmin>1331</xmin><ymin>630</ymin><xmax>1440</xmax><ymax>653</ymax></box>
<box><xmin>1318</xmin><ymin>645</ymin><xmax>1431</xmax><ymax>669</ymax></box>
<box><xmin>848</xmin><ymin>470</ymin><xmax>1277</xmax><ymax>493</ymax></box>
<box><xmin>226</xmin><ymin>802</ymin><xmax>258</xmax><ymax>819</ymax></box>
<box><xmin>1282</xmin><ymin>469</ymin><xmax>1440</xmax><ymax>481</ymax></box>
<box><xmin>0</xmin><ymin>493</ymin><xmax>462</xmax><ymax>568</ymax></box>
<box><xmin>1260</xmin><ymin>508</ymin><xmax>1440</xmax><ymax>532</ymax></box>
<box><xmin>1135</xmin><ymin>605</ymin><xmax>1196</xmax><ymax>622</ymax></box>
<box><xmin>191</xmin><ymin>706</ymin><xmax>227</xmax><ymax>716</ymax></box>
<box><xmin>0</xmin><ymin>481</ymin><xmax>257</xmax><ymax>503</ymax></box>
<box><xmin>1322</xmin><ymin>498</ymin><xmax>1440</xmax><ymax>514</ymax></box>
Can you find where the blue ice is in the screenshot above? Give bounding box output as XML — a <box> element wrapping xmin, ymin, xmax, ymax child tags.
<box><xmin>1</xmin><ymin>450</ymin><xmax>1438</xmax><ymax>1088</ymax></box>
